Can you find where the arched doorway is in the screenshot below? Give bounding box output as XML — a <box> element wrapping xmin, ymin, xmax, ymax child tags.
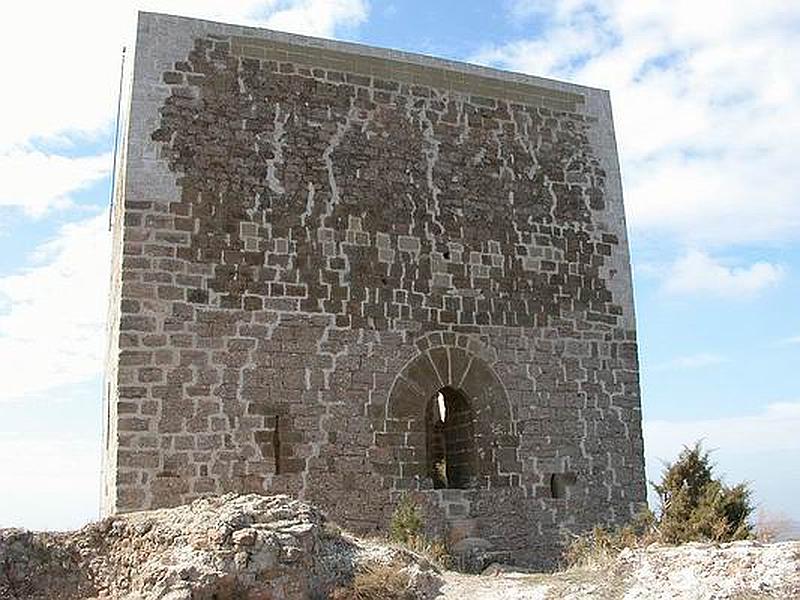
<box><xmin>379</xmin><ymin>337</ymin><xmax>521</xmax><ymax>491</ymax></box>
<box><xmin>425</xmin><ymin>387</ymin><xmax>477</xmax><ymax>489</ymax></box>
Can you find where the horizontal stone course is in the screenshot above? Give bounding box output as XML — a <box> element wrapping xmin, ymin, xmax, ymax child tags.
<box><xmin>231</xmin><ymin>35</ymin><xmax>585</xmax><ymax>112</ymax></box>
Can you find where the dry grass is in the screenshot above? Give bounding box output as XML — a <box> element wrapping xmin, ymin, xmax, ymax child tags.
<box><xmin>753</xmin><ymin>509</ymin><xmax>795</xmax><ymax>543</ymax></box>
<box><xmin>400</xmin><ymin>534</ymin><xmax>451</xmax><ymax>569</ymax></box>
<box><xmin>531</xmin><ymin>523</ymin><xmax>647</xmax><ymax>599</ymax></box>
<box><xmin>562</xmin><ymin>524</ymin><xmax>649</xmax><ymax>570</ymax></box>
<box><xmin>330</xmin><ymin>560</ymin><xmax>409</xmax><ymax>600</ymax></box>
<box><xmin>387</xmin><ymin>493</ymin><xmax>451</xmax><ymax>569</ymax></box>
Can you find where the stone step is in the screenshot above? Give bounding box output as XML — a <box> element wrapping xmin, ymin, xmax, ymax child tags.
<box><xmin>449</xmin><ymin>536</ymin><xmax>495</xmax><ymax>574</ymax></box>
<box><xmin>446</xmin><ymin>517</ymin><xmax>479</xmax><ymax>546</ymax></box>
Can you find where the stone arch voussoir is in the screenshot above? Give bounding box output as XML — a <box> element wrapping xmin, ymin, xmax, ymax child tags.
<box><xmin>378</xmin><ymin>334</ymin><xmax>520</xmax><ymax>490</ymax></box>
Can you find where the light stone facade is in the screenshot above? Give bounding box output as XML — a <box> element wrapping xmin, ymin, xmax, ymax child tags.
<box><xmin>102</xmin><ymin>12</ymin><xmax>646</xmax><ymax>568</ymax></box>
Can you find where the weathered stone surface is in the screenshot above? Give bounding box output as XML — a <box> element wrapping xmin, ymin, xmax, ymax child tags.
<box><xmin>446</xmin><ymin>541</ymin><xmax>800</xmax><ymax>599</ymax></box>
<box><xmin>0</xmin><ymin>494</ymin><xmax>442</xmax><ymax>600</ymax></box>
<box><xmin>103</xmin><ymin>12</ymin><xmax>646</xmax><ymax>569</ymax></box>
<box><xmin>4</xmin><ymin>496</ymin><xmax>799</xmax><ymax>599</ymax></box>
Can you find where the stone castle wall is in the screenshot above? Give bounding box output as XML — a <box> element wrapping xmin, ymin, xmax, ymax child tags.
<box><xmin>103</xmin><ymin>12</ymin><xmax>646</xmax><ymax>567</ymax></box>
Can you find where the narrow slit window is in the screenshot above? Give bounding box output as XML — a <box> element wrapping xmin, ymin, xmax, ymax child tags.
<box><xmin>273</xmin><ymin>415</ymin><xmax>281</xmax><ymax>475</ymax></box>
<box><xmin>550</xmin><ymin>472</ymin><xmax>576</xmax><ymax>499</ymax></box>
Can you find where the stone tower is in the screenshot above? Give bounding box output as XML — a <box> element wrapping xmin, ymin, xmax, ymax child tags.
<box><xmin>103</xmin><ymin>12</ymin><xmax>646</xmax><ymax>567</ymax></box>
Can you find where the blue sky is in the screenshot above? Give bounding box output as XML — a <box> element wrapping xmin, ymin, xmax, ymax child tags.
<box><xmin>1</xmin><ymin>0</ymin><xmax>798</xmax><ymax>532</ymax></box>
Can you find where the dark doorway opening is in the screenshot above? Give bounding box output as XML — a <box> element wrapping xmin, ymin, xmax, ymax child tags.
<box><xmin>425</xmin><ymin>387</ymin><xmax>477</xmax><ymax>489</ymax></box>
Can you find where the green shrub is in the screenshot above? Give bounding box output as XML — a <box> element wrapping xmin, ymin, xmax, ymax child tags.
<box><xmin>653</xmin><ymin>442</ymin><xmax>753</xmax><ymax>543</ymax></box>
<box><xmin>389</xmin><ymin>494</ymin><xmax>423</xmax><ymax>545</ymax></box>
<box><xmin>388</xmin><ymin>494</ymin><xmax>451</xmax><ymax>568</ymax></box>
<box><xmin>564</xmin><ymin>441</ymin><xmax>754</xmax><ymax>567</ymax></box>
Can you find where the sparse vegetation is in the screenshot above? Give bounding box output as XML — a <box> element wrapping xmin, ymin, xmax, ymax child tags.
<box><xmin>389</xmin><ymin>494</ymin><xmax>424</xmax><ymax>546</ymax></box>
<box><xmin>564</xmin><ymin>442</ymin><xmax>755</xmax><ymax>567</ymax></box>
<box><xmin>564</xmin><ymin>510</ymin><xmax>656</xmax><ymax>569</ymax></box>
<box><xmin>753</xmin><ymin>508</ymin><xmax>794</xmax><ymax>543</ymax></box>
<box><xmin>401</xmin><ymin>534</ymin><xmax>451</xmax><ymax>567</ymax></box>
<box><xmin>330</xmin><ymin>560</ymin><xmax>410</xmax><ymax>600</ymax></box>
<box><xmin>388</xmin><ymin>493</ymin><xmax>451</xmax><ymax>568</ymax></box>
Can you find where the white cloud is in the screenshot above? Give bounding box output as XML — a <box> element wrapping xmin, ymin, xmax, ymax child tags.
<box><xmin>651</xmin><ymin>352</ymin><xmax>728</xmax><ymax>371</ymax></box>
<box><xmin>0</xmin><ymin>213</ymin><xmax>111</xmax><ymax>400</ymax></box>
<box><xmin>264</xmin><ymin>0</ymin><xmax>368</xmax><ymax>37</ymax></box>
<box><xmin>474</xmin><ymin>0</ymin><xmax>800</xmax><ymax>244</ymax></box>
<box><xmin>663</xmin><ymin>250</ymin><xmax>784</xmax><ymax>297</ymax></box>
<box><xmin>0</xmin><ymin>151</ymin><xmax>110</xmax><ymax>216</ymax></box>
<box><xmin>0</xmin><ymin>434</ymin><xmax>100</xmax><ymax>530</ymax></box>
<box><xmin>623</xmin><ymin>151</ymin><xmax>800</xmax><ymax>244</ymax></box>
<box><xmin>781</xmin><ymin>336</ymin><xmax>800</xmax><ymax>345</ymax></box>
<box><xmin>0</xmin><ymin>0</ymin><xmax>368</xmax><ymax>151</ymax></box>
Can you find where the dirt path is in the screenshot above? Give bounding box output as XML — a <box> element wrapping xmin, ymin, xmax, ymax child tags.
<box><xmin>441</xmin><ymin>572</ymin><xmax>549</xmax><ymax>599</ymax></box>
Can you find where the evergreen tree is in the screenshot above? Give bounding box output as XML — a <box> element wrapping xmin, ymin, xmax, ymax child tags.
<box><xmin>652</xmin><ymin>442</ymin><xmax>753</xmax><ymax>543</ymax></box>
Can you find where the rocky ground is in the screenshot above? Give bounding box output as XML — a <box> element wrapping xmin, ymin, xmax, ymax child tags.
<box><xmin>1</xmin><ymin>493</ymin><xmax>798</xmax><ymax>599</ymax></box>
<box><xmin>441</xmin><ymin>541</ymin><xmax>800</xmax><ymax>599</ymax></box>
<box><xmin>0</xmin><ymin>493</ymin><xmax>440</xmax><ymax>599</ymax></box>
